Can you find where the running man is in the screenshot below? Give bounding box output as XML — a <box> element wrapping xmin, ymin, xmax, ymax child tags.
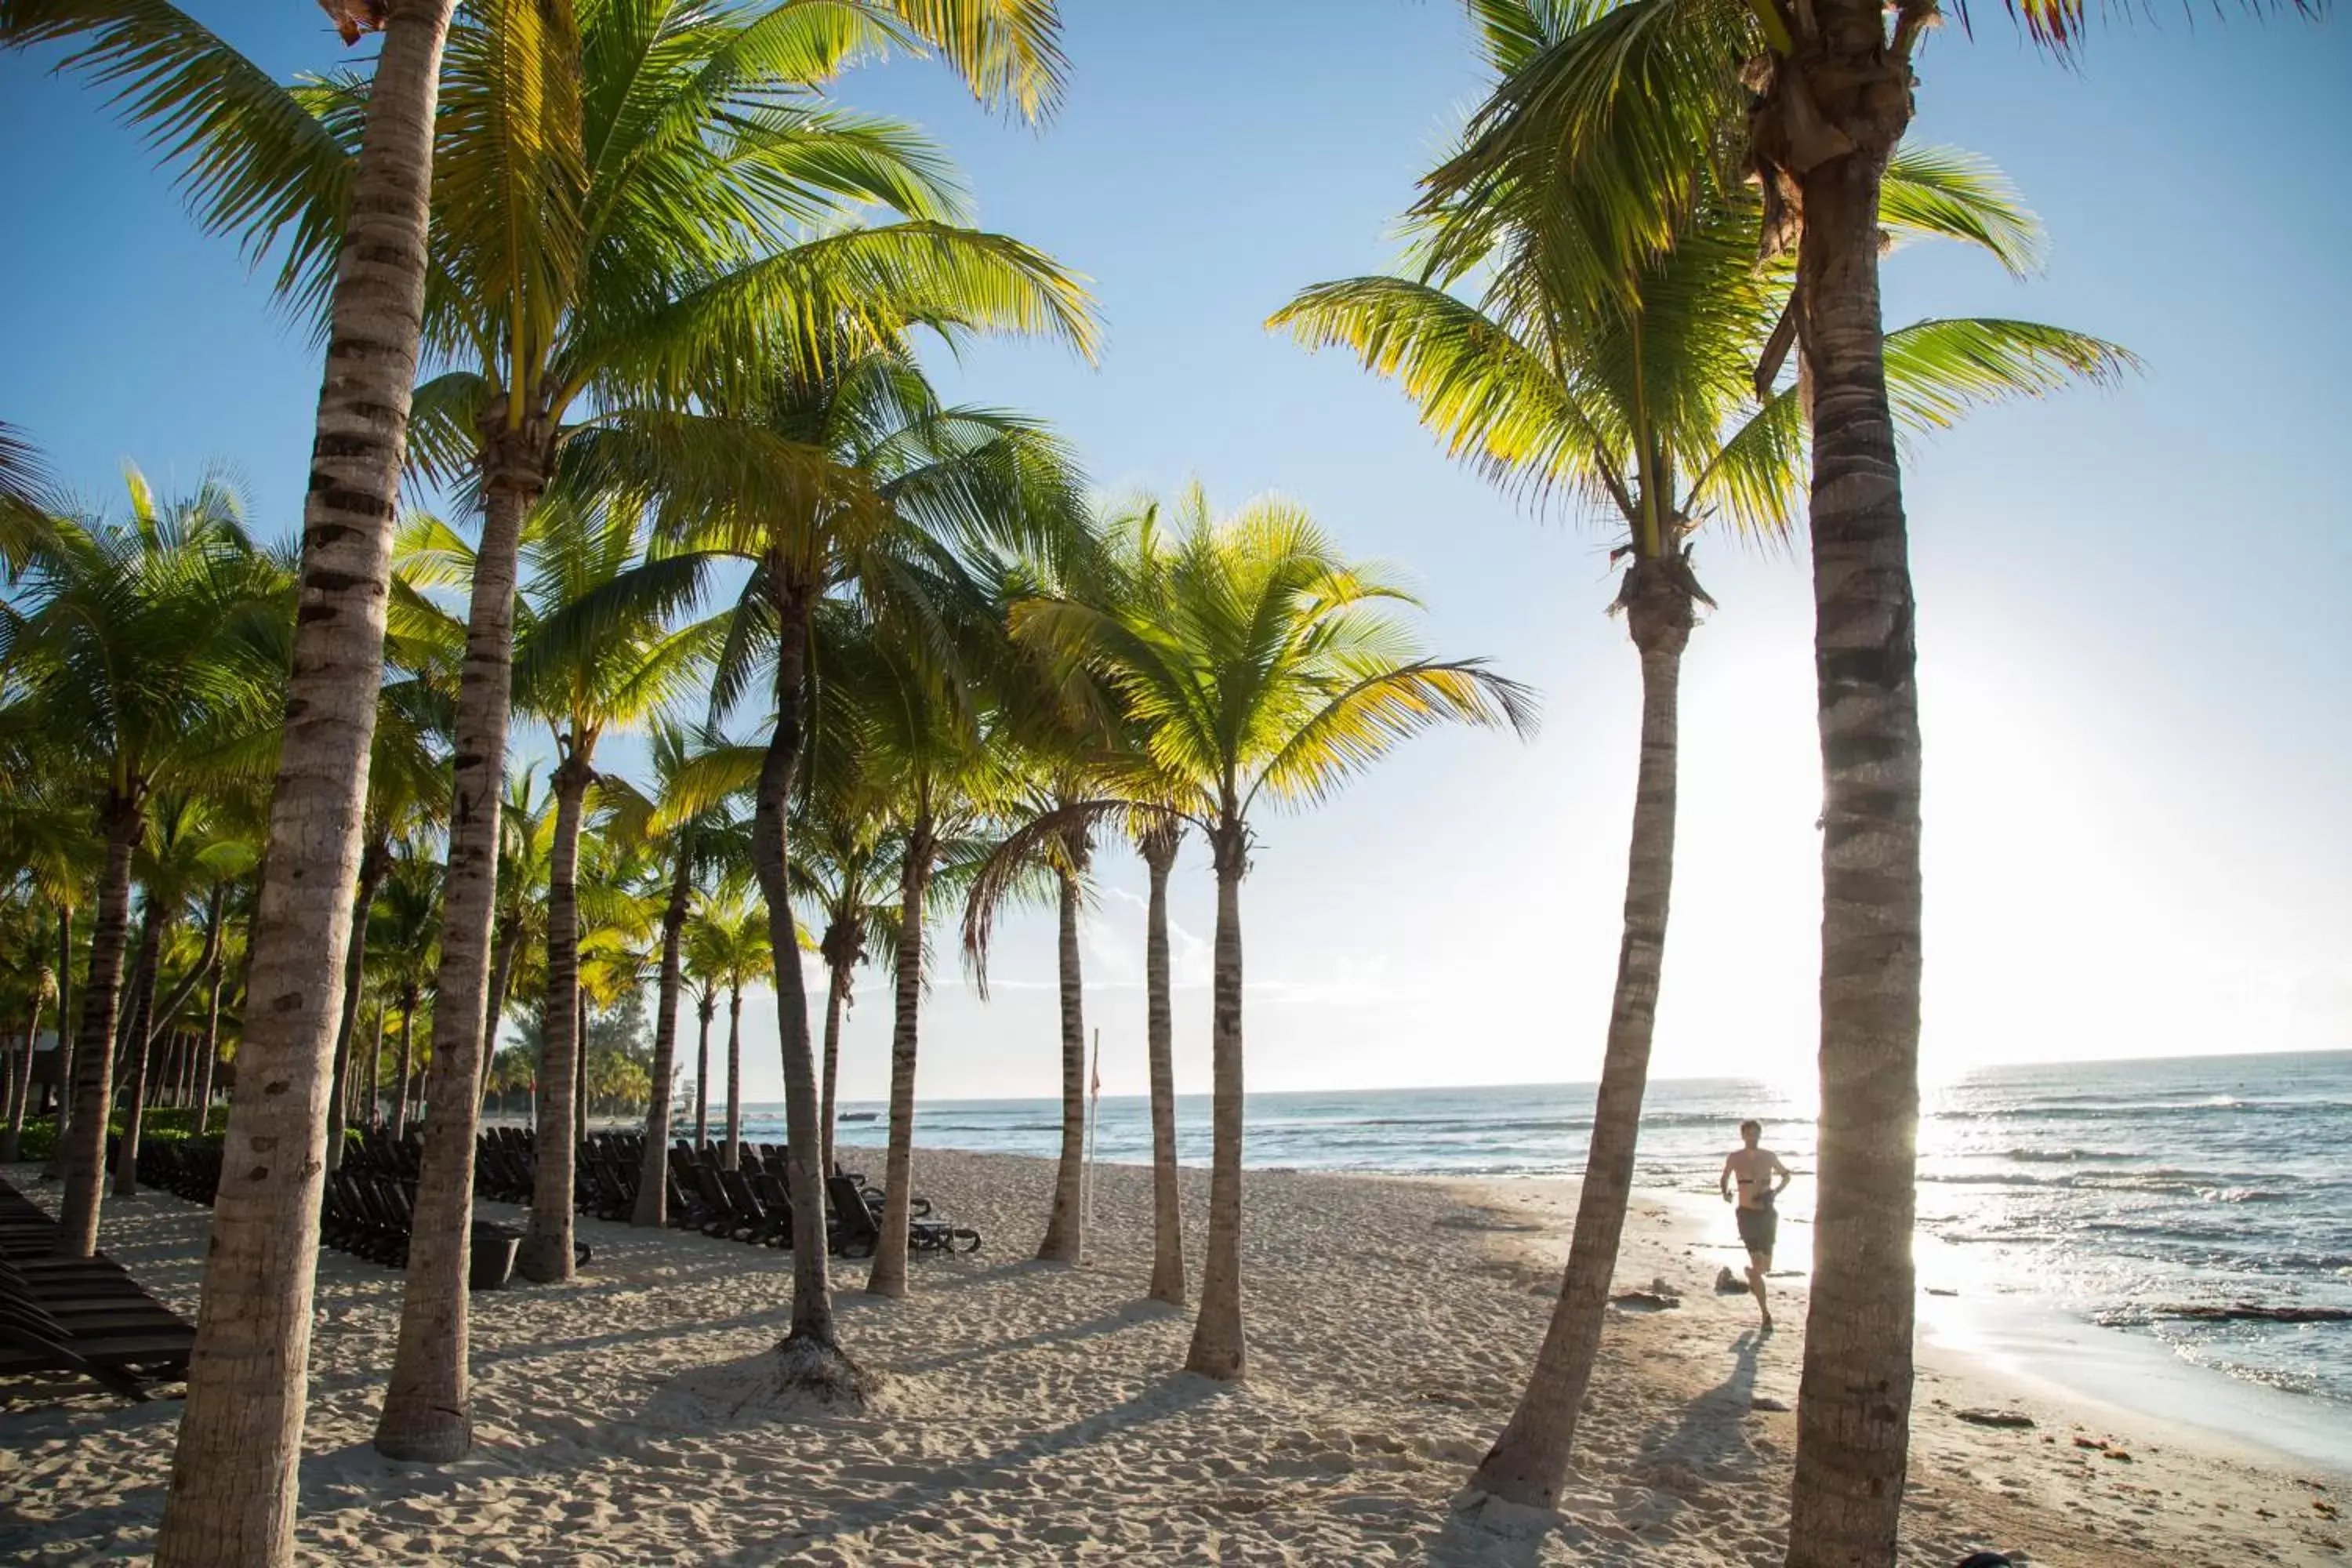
<box><xmin>1720</xmin><ymin>1120</ymin><xmax>1791</xmax><ymax>1330</ymax></box>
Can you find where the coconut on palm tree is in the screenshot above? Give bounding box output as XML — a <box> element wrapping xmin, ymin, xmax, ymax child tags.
<box><xmin>979</xmin><ymin>486</ymin><xmax>1537</xmax><ymax>1377</ymax></box>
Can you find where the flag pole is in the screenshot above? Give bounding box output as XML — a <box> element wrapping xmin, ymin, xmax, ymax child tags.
<box><xmin>1082</xmin><ymin>1026</ymin><xmax>1102</xmax><ymax>1263</ymax></box>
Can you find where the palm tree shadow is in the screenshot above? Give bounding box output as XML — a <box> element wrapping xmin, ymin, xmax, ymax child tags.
<box><xmin>1425</xmin><ymin>1330</ymin><xmax>1766</xmax><ymax>1568</ymax></box>
<box><xmin>693</xmin><ymin>1370</ymin><xmax>1229</xmax><ymax>1565</ymax></box>
<box><xmin>1621</xmin><ymin>1327</ymin><xmax>1765</xmax><ymax>1535</ymax></box>
<box><xmin>1425</xmin><ymin>1506</ymin><xmax>1549</xmax><ymax>1568</ymax></box>
<box><xmin>891</xmin><ymin>1301</ymin><xmax>1174</xmax><ymax>1375</ymax></box>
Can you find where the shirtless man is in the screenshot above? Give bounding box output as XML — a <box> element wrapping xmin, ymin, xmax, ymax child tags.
<box><xmin>1720</xmin><ymin>1120</ymin><xmax>1791</xmax><ymax>1330</ymax></box>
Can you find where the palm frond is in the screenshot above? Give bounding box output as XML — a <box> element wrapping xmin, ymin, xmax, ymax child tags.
<box><xmin>1881</xmin><ymin>317</ymin><xmax>2140</xmax><ymax>432</ymax></box>
<box><xmin>1882</xmin><ymin>143</ymin><xmax>2045</xmax><ymax>276</ymax></box>
<box><xmin>959</xmin><ymin>796</ymin><xmax>1180</xmax><ymax>998</ymax></box>
<box><xmin>1248</xmin><ymin>659</ymin><xmax>1539</xmax><ymax>814</ymax></box>
<box><xmin>2</xmin><ymin>0</ymin><xmax>355</xmax><ymax>320</ymax></box>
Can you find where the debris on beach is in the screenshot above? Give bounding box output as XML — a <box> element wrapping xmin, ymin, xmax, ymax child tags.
<box><xmin>1955</xmin><ymin>1408</ymin><xmax>2036</xmax><ymax>1429</ymax></box>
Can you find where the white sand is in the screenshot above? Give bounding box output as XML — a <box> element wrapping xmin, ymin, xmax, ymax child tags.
<box><xmin>2</xmin><ymin>1149</ymin><xmax>2343</xmax><ymax>1566</ymax></box>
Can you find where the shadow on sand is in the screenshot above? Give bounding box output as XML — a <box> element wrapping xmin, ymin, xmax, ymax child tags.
<box><xmin>1424</xmin><ymin>1329</ymin><xmax>1766</xmax><ymax>1568</ymax></box>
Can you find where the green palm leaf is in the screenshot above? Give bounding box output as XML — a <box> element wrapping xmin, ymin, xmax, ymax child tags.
<box><xmin>1</xmin><ymin>0</ymin><xmax>354</xmax><ymax>318</ymax></box>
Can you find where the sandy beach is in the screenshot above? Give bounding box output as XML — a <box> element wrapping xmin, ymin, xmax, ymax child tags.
<box><xmin>2</xmin><ymin>1148</ymin><xmax>2343</xmax><ymax>1566</ymax></box>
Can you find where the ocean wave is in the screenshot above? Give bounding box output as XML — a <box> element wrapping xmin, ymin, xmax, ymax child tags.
<box><xmin>1929</xmin><ymin>1098</ymin><xmax>2352</xmax><ymax>1122</ymax></box>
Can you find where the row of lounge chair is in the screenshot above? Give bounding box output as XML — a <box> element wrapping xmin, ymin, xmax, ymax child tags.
<box><xmin>0</xmin><ymin>1175</ymin><xmax>194</xmax><ymax>1401</ymax></box>
<box><xmin>557</xmin><ymin>1130</ymin><xmax>982</xmax><ymax>1258</ymax></box>
<box><xmin>135</xmin><ymin>1138</ymin><xmax>224</xmax><ymax>1204</ymax></box>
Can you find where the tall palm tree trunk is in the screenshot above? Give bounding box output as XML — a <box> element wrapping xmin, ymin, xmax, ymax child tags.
<box><xmin>125</xmin><ymin>892</ymin><xmax>225</xmax><ymax>1185</ymax></box>
<box><xmin>1036</xmin><ymin>862</ymin><xmax>1087</xmax><ymax>1263</ymax></box>
<box><xmin>390</xmin><ymin>992</ymin><xmax>417</xmax><ymax>1138</ymax></box>
<box><xmin>1784</xmin><ymin>56</ymin><xmax>1922</xmax><ymax>1564</ymax></box>
<box><xmin>519</xmin><ymin>749</ymin><xmax>591</xmax><ymax>1282</ymax></box>
<box><xmin>1142</xmin><ymin>829</ymin><xmax>1185</xmax><ymax>1307</ymax></box>
<box><xmin>375</xmin><ymin>416</ymin><xmax>539</xmax><ymax>1454</ymax></box>
<box><xmin>479</xmin><ymin>916</ymin><xmax>519</xmax><ymax>1102</ymax></box>
<box><xmin>748</xmin><ymin>579</ymin><xmax>859</xmax><ymax>1393</ymax></box>
<box><xmin>155</xmin><ymin>6</ymin><xmax>457</xmax><ymax>1554</ymax></box>
<box><xmin>633</xmin><ymin>848</ymin><xmax>695</xmax><ymax>1226</ymax></box>
<box><xmin>866</xmin><ymin>822</ymin><xmax>931</xmax><ymax>1299</ymax></box>
<box><xmin>325</xmin><ymin>845</ymin><xmax>387</xmax><ymax>1173</ymax></box>
<box><xmin>693</xmin><ymin>996</ymin><xmax>713</xmax><ymax>1149</ymax></box>
<box><xmin>1472</xmin><ymin>569</ymin><xmax>1690</xmax><ymax>1504</ymax></box>
<box><xmin>1185</xmin><ymin>822</ymin><xmax>1247</xmax><ymax>1378</ymax></box>
<box><xmin>111</xmin><ymin>906</ymin><xmax>167</xmax><ymax>1197</ymax></box>
<box><xmin>724</xmin><ymin>987</ymin><xmax>743</xmax><ymax>1169</ymax></box>
<box><xmin>169</xmin><ymin>1030</ymin><xmax>191</xmax><ymax>1111</ymax></box>
<box><xmin>819</xmin><ymin>956</ymin><xmax>850</xmax><ymax>1178</ymax></box>
<box><xmin>575</xmin><ymin>988</ymin><xmax>590</xmax><ymax>1142</ymax></box>
<box><xmin>2</xmin><ymin>992</ymin><xmax>45</xmax><ymax>1163</ymax></box>
<box><xmin>1</xmin><ymin>1028</ymin><xmax>18</xmax><ymax>1136</ymax></box>
<box><xmin>363</xmin><ymin>1005</ymin><xmax>385</xmax><ymax>1127</ymax></box>
<box><xmin>191</xmin><ymin>977</ymin><xmax>220</xmax><ymax>1138</ymax></box>
<box><xmin>56</xmin><ymin>801</ymin><xmax>140</xmax><ymax>1256</ymax></box>
<box><xmin>43</xmin><ymin>902</ymin><xmax>71</xmax><ymax>1171</ymax></box>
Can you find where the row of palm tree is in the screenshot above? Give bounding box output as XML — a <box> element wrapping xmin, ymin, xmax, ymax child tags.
<box><xmin>3</xmin><ymin>0</ymin><xmax>2298</xmax><ymax>1564</ymax></box>
<box><xmin>0</xmin><ymin>436</ymin><xmax>1522</xmax><ymax>1410</ymax></box>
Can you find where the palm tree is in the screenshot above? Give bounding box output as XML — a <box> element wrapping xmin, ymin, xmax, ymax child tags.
<box><xmin>1409</xmin><ymin>5</ymin><xmax>2210</xmax><ymax>1544</ymax></box>
<box><xmin>326</xmin><ymin>667</ymin><xmax>450</xmax><ymax>1174</ymax></box>
<box><xmin>3</xmin><ymin>4</ymin><xmax>462</xmax><ymax>1552</ymax></box>
<box><xmin>964</xmin><ymin>757</ymin><xmax>1102</xmax><ymax>1268</ymax></box>
<box><xmin>826</xmin><ymin>620</ymin><xmax>1018</xmax><ymax>1300</ymax></box>
<box><xmin>487</xmin><ymin>764</ymin><xmax>555</xmax><ymax>1069</ymax></box>
<box><xmin>113</xmin><ymin>793</ymin><xmax>245</xmax><ymax>1197</ymax></box>
<box><xmin>473</xmin><ymin>499</ymin><xmax>721</xmax><ymax>1280</ymax></box>
<box><xmin>584</xmin><ymin>325</ymin><xmax>1093</xmax><ymax>1390</ymax></box>
<box><xmin>0</xmin><ymin>895</ymin><xmax>58</xmax><ymax>1162</ymax></box>
<box><xmin>1080</xmin><ymin>499</ymin><xmax>1193</xmax><ymax>1305</ymax></box>
<box><xmin>368</xmin><ymin>0</ymin><xmax>1082</xmax><ymax>1458</ymax></box>
<box><xmin>987</xmin><ymin>488</ymin><xmax>1536</xmax><ymax>1377</ymax></box>
<box><xmin>0</xmin><ymin>757</ymin><xmax>97</xmax><ymax>1163</ymax></box>
<box><xmin>368</xmin><ymin>845</ymin><xmax>442</xmax><ymax>1139</ymax></box>
<box><xmin>0</xmin><ymin>470</ymin><xmax>286</xmax><ymax>1256</ymax></box>
<box><xmin>684</xmin><ymin>890</ymin><xmax>770</xmax><ymax>1173</ymax></box>
<box><xmin>0</xmin><ymin>421</ymin><xmax>56</xmax><ymax>551</ymax></box>
<box><xmin>604</xmin><ymin>722</ymin><xmax>751</xmax><ymax>1225</ymax></box>
<box><xmin>790</xmin><ymin>781</ymin><xmax>897</xmax><ymax>1180</ymax></box>
<box><xmin>1279</xmin><ymin>118</ymin><xmax>2129</xmax><ymax>1497</ymax></box>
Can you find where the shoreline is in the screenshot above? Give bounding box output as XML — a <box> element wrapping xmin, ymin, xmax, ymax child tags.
<box><xmin>5</xmin><ymin>1148</ymin><xmax>2343</xmax><ymax>1565</ymax></box>
<box><xmin>1465</xmin><ymin>1172</ymin><xmax>2352</xmax><ymax>1482</ymax></box>
<box><xmin>1449</xmin><ymin>1173</ymin><xmax>2352</xmax><ymax>1483</ymax></box>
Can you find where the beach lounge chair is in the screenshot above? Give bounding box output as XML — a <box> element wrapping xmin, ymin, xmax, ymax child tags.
<box><xmin>717</xmin><ymin>1169</ymin><xmax>792</xmax><ymax>1246</ymax></box>
<box><xmin>0</xmin><ymin>1309</ymin><xmax>191</xmax><ymax>1399</ymax></box>
<box><xmin>824</xmin><ymin>1174</ymin><xmax>978</xmax><ymax>1257</ymax></box>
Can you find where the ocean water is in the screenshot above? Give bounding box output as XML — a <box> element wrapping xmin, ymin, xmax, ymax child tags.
<box><xmin>742</xmin><ymin>1050</ymin><xmax>2352</xmax><ymax>1414</ymax></box>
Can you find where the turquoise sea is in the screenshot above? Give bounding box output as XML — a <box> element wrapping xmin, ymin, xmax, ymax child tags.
<box><xmin>742</xmin><ymin>1050</ymin><xmax>2352</xmax><ymax>1419</ymax></box>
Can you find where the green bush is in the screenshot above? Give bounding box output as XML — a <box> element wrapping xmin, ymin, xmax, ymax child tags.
<box><xmin>5</xmin><ymin>1107</ymin><xmax>223</xmax><ymax>1163</ymax></box>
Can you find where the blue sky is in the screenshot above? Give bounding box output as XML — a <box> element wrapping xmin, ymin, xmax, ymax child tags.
<box><xmin>3</xmin><ymin>2</ymin><xmax>2346</xmax><ymax>1104</ymax></box>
